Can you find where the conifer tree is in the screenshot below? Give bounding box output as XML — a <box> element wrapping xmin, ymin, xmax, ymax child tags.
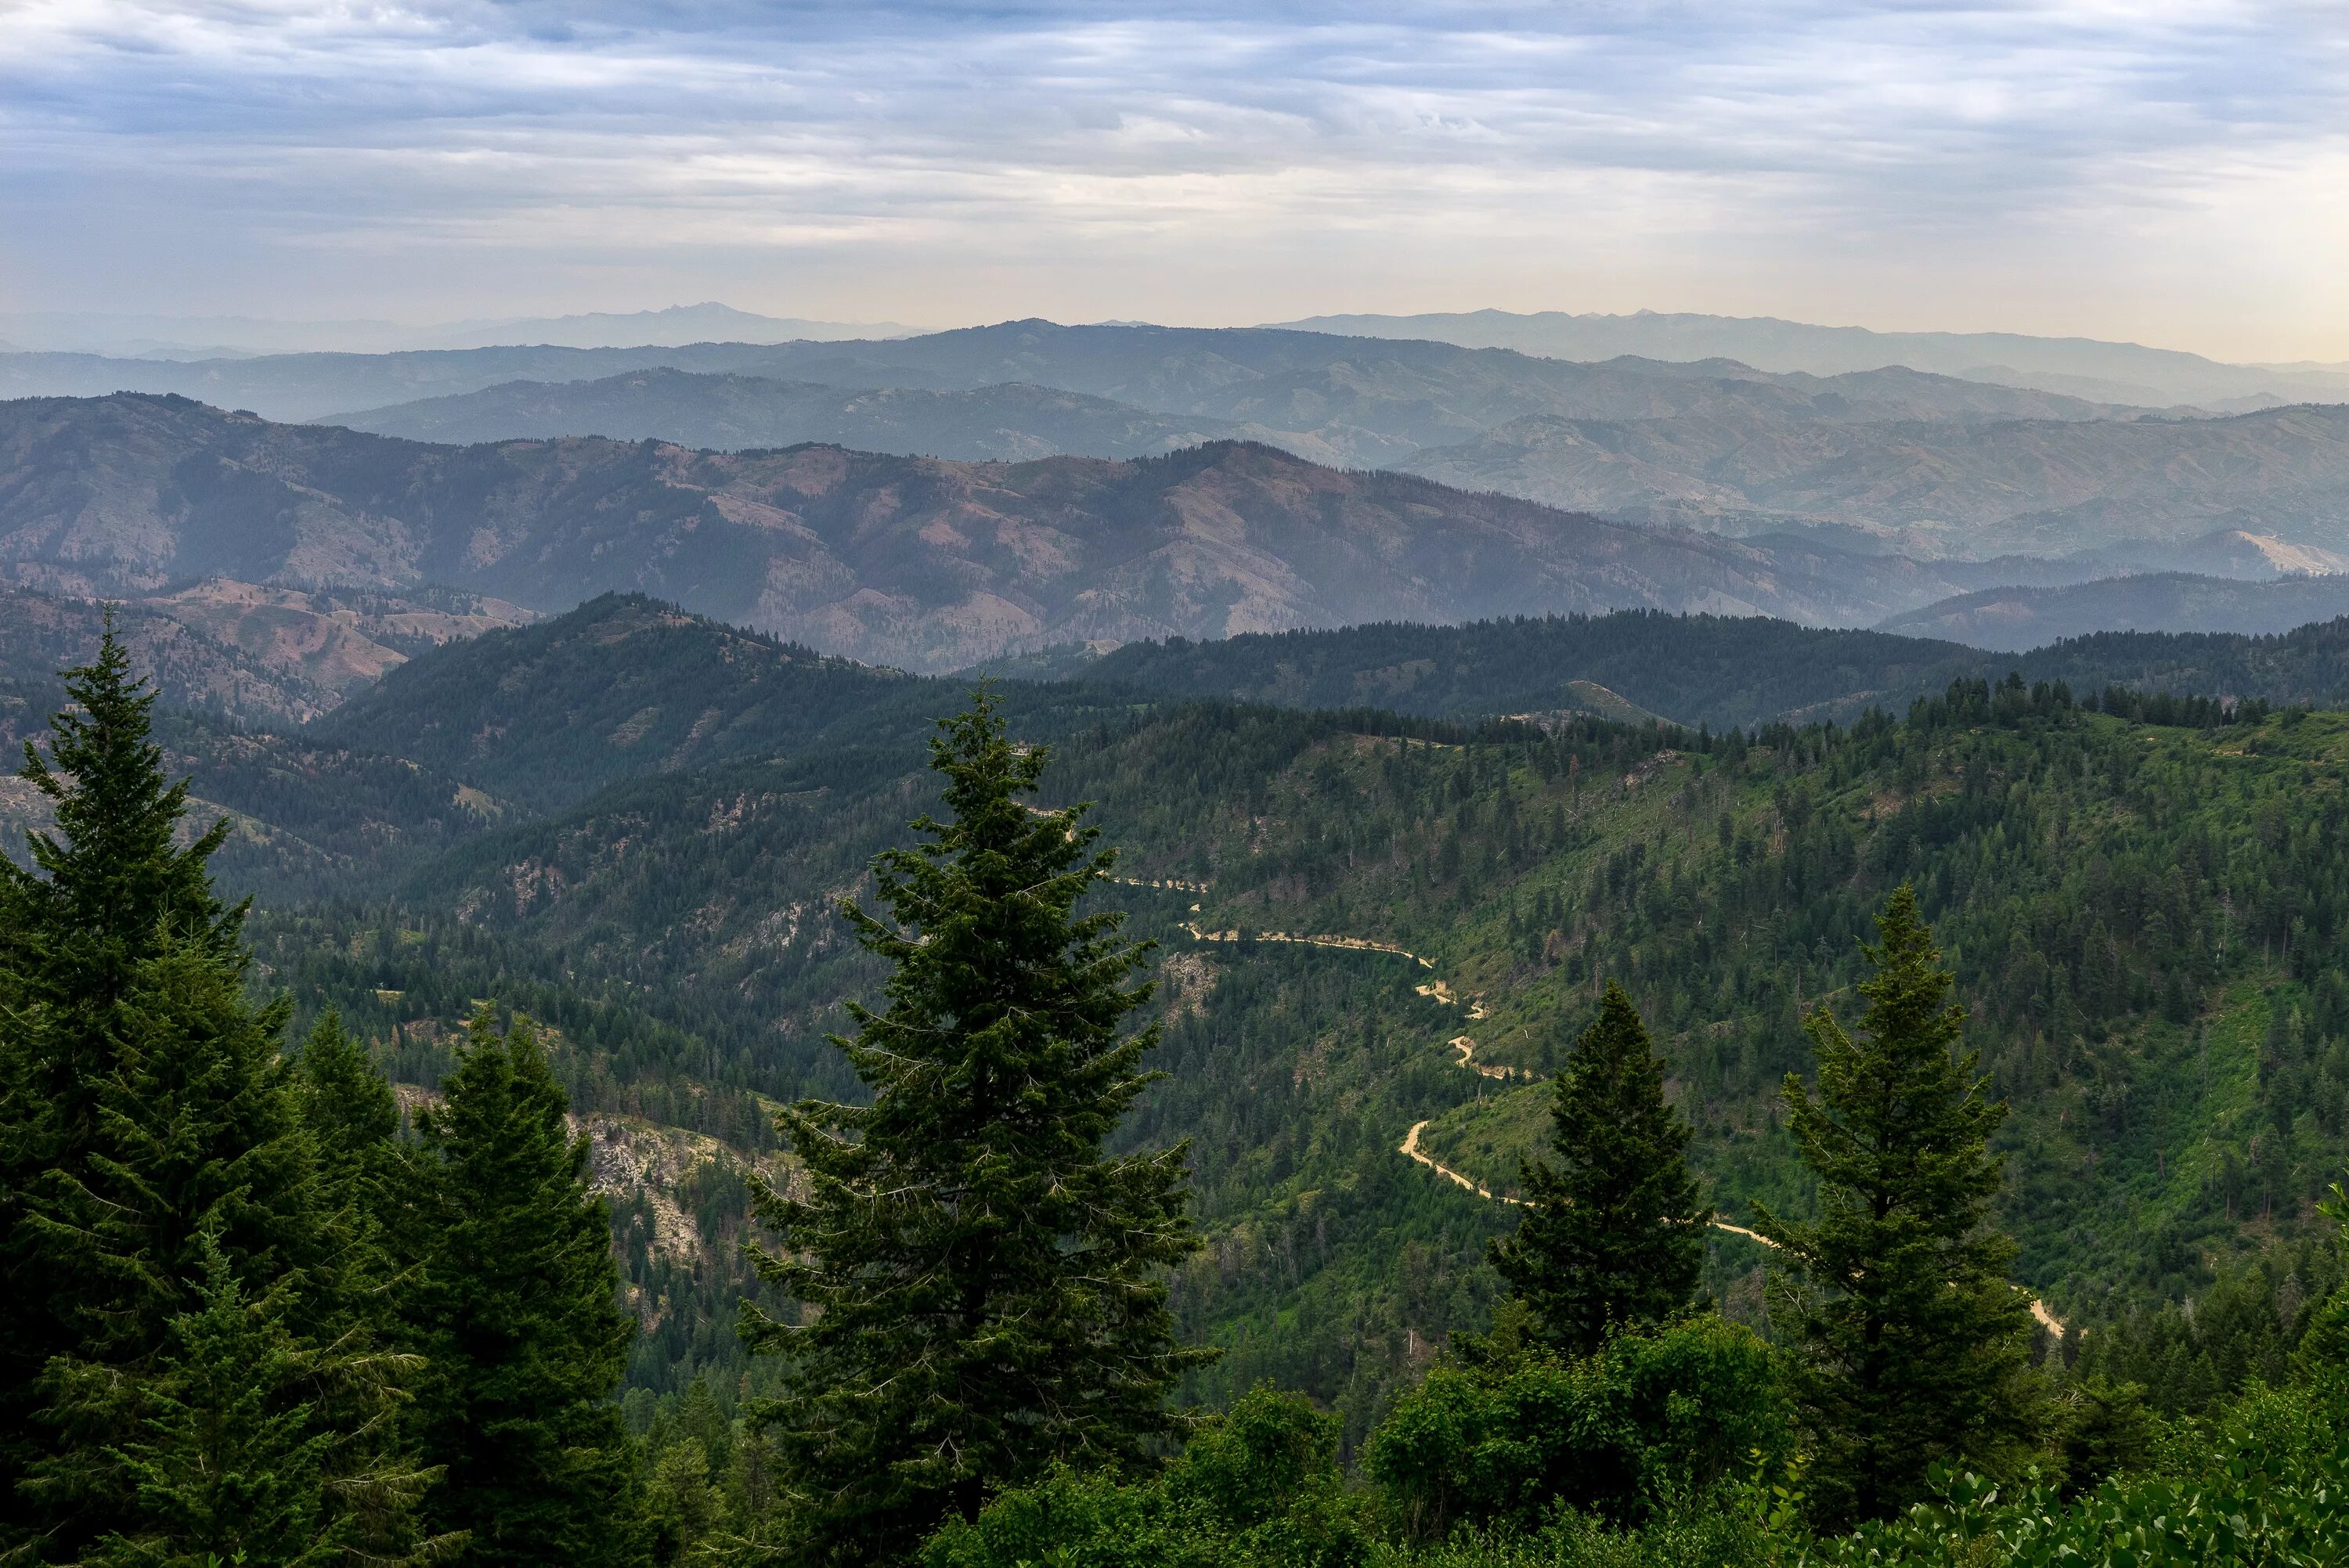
<box><xmin>294</xmin><ymin>1011</ymin><xmax>409</xmax><ymax>1324</ymax></box>
<box><xmin>86</xmin><ymin>1231</ymin><xmax>441</xmax><ymax>1568</ymax></box>
<box><xmin>0</xmin><ymin>623</ymin><xmax>352</xmax><ymax>1559</ymax></box>
<box><xmin>1753</xmin><ymin>885</ymin><xmax>2036</xmax><ymax>1527</ymax></box>
<box><xmin>406</xmin><ymin>1010</ymin><xmax>641</xmax><ymax>1568</ymax></box>
<box><xmin>298</xmin><ymin>1009</ymin><xmax>401</xmax><ymax>1179</ymax></box>
<box><xmin>744</xmin><ymin>690</ymin><xmax>1211</xmax><ymax>1566</ymax></box>
<box><xmin>1488</xmin><ymin>981</ymin><xmax>1708</xmax><ymax>1357</ymax></box>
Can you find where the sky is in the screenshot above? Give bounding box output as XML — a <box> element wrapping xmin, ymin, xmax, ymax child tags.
<box><xmin>3</xmin><ymin>2</ymin><xmax>2347</xmax><ymax>361</ymax></box>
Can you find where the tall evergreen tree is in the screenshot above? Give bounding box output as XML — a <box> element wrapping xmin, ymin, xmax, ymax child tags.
<box><xmin>0</xmin><ymin>623</ymin><xmax>352</xmax><ymax>1560</ymax></box>
<box><xmin>1753</xmin><ymin>885</ymin><xmax>2037</xmax><ymax>1527</ymax></box>
<box><xmin>85</xmin><ymin>1230</ymin><xmax>441</xmax><ymax>1568</ymax></box>
<box><xmin>1488</xmin><ymin>981</ymin><xmax>1708</xmax><ymax>1357</ymax></box>
<box><xmin>294</xmin><ymin>1011</ymin><xmax>409</xmax><ymax>1328</ymax></box>
<box><xmin>406</xmin><ymin>1010</ymin><xmax>641</xmax><ymax>1568</ymax></box>
<box><xmin>744</xmin><ymin>690</ymin><xmax>1211</xmax><ymax>1566</ymax></box>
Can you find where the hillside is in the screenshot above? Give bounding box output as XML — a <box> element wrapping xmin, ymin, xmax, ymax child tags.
<box><xmin>308</xmin><ymin>593</ymin><xmax>918</xmax><ymax>812</ymax></box>
<box><xmin>31</xmin><ymin>323</ymin><xmax>2349</xmax><ymax>562</ymax></box>
<box><xmin>1879</xmin><ymin>571</ymin><xmax>2349</xmax><ymax>650</ymax></box>
<box><xmin>1002</xmin><ymin>611</ymin><xmax>2349</xmax><ymax>730</ymax></box>
<box><xmin>202</xmin><ymin>613</ymin><xmax>2349</xmax><ymax>1429</ymax></box>
<box><xmin>16</xmin><ymin>591</ymin><xmax>2349</xmax><ymax>1434</ymax></box>
<box><xmin>330</xmin><ymin>371</ymin><xmax>1252</xmax><ymax>460</ymax></box>
<box><xmin>0</xmin><ymin>395</ymin><xmax>2012</xmax><ymax>669</ymax></box>
<box><xmin>0</xmin><ymin>584</ymin><xmax>331</xmax><ymax>727</ymax></box>
<box><xmin>1270</xmin><ymin>308</ymin><xmax>2349</xmax><ymax>408</ymax></box>
<box><xmin>1398</xmin><ymin>402</ymin><xmax>2349</xmax><ymax>556</ymax></box>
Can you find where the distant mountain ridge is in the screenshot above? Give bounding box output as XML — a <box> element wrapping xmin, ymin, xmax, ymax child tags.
<box><xmin>1396</xmin><ymin>402</ymin><xmax>2349</xmax><ymax>557</ymax></box>
<box><xmin>331</xmin><ymin>370</ymin><xmax>1253</xmax><ymax>460</ymax></box>
<box><xmin>995</xmin><ymin>610</ymin><xmax>2349</xmax><ymax>729</ymax></box>
<box><xmin>5</xmin><ymin>320</ymin><xmax>2145</xmax><ymax>430</ymax></box>
<box><xmin>0</xmin><ymin>392</ymin><xmax>2022</xmax><ymax>671</ymax></box>
<box><xmin>1268</xmin><ymin>308</ymin><xmax>2349</xmax><ymax>408</ymax></box>
<box><xmin>1877</xmin><ymin>572</ymin><xmax>2349</xmax><ymax>651</ymax></box>
<box><xmin>31</xmin><ymin>320</ymin><xmax>2349</xmax><ymax>561</ymax></box>
<box><xmin>0</xmin><ymin>303</ymin><xmax>916</xmax><ymax>358</ymax></box>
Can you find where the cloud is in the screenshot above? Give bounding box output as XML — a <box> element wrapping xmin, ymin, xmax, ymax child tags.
<box><xmin>2</xmin><ymin>2</ymin><xmax>2346</xmax><ymax>356</ymax></box>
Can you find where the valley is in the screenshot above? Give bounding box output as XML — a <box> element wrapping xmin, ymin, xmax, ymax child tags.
<box><xmin>10</xmin><ymin>590</ymin><xmax>2343</xmax><ymax>1442</ymax></box>
<box><xmin>25</xmin><ymin>5</ymin><xmax>2349</xmax><ymax>1559</ymax></box>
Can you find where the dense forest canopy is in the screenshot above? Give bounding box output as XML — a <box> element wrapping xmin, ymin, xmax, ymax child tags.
<box><xmin>8</xmin><ymin>593</ymin><xmax>2349</xmax><ymax>1567</ymax></box>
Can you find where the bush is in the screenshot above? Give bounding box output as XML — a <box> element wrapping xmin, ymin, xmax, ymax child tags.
<box><xmin>922</xmin><ymin>1385</ymin><xmax>1373</xmax><ymax>1568</ymax></box>
<box><xmin>1365</xmin><ymin>1315</ymin><xmax>1791</xmax><ymax>1541</ymax></box>
<box><xmin>1819</xmin><ymin>1380</ymin><xmax>2349</xmax><ymax>1568</ymax></box>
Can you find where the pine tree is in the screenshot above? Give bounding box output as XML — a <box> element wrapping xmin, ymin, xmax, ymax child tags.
<box><xmin>407</xmin><ymin>1010</ymin><xmax>642</xmax><ymax>1568</ymax></box>
<box><xmin>0</xmin><ymin>623</ymin><xmax>351</xmax><ymax>1559</ymax></box>
<box><xmin>298</xmin><ymin>1009</ymin><xmax>401</xmax><ymax>1177</ymax></box>
<box><xmin>744</xmin><ymin>690</ymin><xmax>1211</xmax><ymax>1566</ymax></box>
<box><xmin>85</xmin><ymin>1230</ymin><xmax>441</xmax><ymax>1568</ymax></box>
<box><xmin>1752</xmin><ymin>885</ymin><xmax>2037</xmax><ymax>1527</ymax></box>
<box><xmin>1487</xmin><ymin>981</ymin><xmax>1708</xmax><ymax>1357</ymax></box>
<box><xmin>294</xmin><ymin>1011</ymin><xmax>410</xmax><ymax>1327</ymax></box>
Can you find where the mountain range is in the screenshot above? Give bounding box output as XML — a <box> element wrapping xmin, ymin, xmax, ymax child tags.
<box><xmin>3</xmin><ymin>321</ymin><xmax>2148</xmax><ymax>432</ymax></box>
<box><xmin>17</xmin><ymin>320</ymin><xmax>2349</xmax><ymax>564</ymax></box>
<box><xmin>1876</xmin><ymin>572</ymin><xmax>2349</xmax><ymax>651</ymax></box>
<box><xmin>10</xmin><ymin>588</ymin><xmax>2348</xmax><ymax>1428</ymax></box>
<box><xmin>0</xmin><ymin>303</ymin><xmax>918</xmax><ymax>359</ymax></box>
<box><xmin>331</xmin><ymin>370</ymin><xmax>1247</xmax><ymax>460</ymax></box>
<box><xmin>1270</xmin><ymin>308</ymin><xmax>2349</xmax><ymax>409</ymax></box>
<box><xmin>3</xmin><ymin>392</ymin><xmax>2054</xmax><ymax>671</ymax></box>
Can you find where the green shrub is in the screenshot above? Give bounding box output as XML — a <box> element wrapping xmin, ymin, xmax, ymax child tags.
<box><xmin>1819</xmin><ymin>1381</ymin><xmax>2349</xmax><ymax>1568</ymax></box>
<box><xmin>1365</xmin><ymin>1315</ymin><xmax>1791</xmax><ymax>1541</ymax></box>
<box><xmin>922</xmin><ymin>1385</ymin><xmax>1373</xmax><ymax>1568</ymax></box>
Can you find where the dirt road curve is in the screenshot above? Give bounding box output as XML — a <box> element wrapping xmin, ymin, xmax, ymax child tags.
<box><xmin>1193</xmin><ymin>920</ymin><xmax>2065</xmax><ymax>1337</ymax></box>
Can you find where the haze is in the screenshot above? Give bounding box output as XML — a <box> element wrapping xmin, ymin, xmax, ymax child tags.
<box><xmin>3</xmin><ymin>2</ymin><xmax>2347</xmax><ymax>362</ymax></box>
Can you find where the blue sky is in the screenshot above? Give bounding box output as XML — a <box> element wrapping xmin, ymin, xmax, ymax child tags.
<box><xmin>3</xmin><ymin>2</ymin><xmax>2346</xmax><ymax>358</ymax></box>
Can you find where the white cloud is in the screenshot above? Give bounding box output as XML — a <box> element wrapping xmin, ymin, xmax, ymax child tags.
<box><xmin>1</xmin><ymin>1</ymin><xmax>2345</xmax><ymax>356</ymax></box>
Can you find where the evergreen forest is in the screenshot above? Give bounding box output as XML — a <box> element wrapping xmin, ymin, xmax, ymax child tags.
<box><xmin>9</xmin><ymin>593</ymin><xmax>2349</xmax><ymax>1567</ymax></box>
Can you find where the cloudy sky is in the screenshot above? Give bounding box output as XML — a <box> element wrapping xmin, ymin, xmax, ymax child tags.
<box><xmin>4</xmin><ymin>2</ymin><xmax>2346</xmax><ymax>359</ymax></box>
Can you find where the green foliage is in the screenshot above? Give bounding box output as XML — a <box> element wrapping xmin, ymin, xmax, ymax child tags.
<box><xmin>406</xmin><ymin>1010</ymin><xmax>643</xmax><ymax>1568</ymax></box>
<box><xmin>1820</xmin><ymin>1381</ymin><xmax>2349</xmax><ymax>1568</ymax></box>
<box><xmin>310</xmin><ymin>593</ymin><xmax>914</xmax><ymax>816</ymax></box>
<box><xmin>921</xmin><ymin>1385</ymin><xmax>1373</xmax><ymax>1568</ymax></box>
<box><xmin>1366</xmin><ymin>1315</ymin><xmax>1789</xmax><ymax>1541</ymax></box>
<box><xmin>1489</xmin><ymin>983</ymin><xmax>1707</xmax><ymax>1357</ymax></box>
<box><xmin>2069</xmin><ymin>1238</ymin><xmax>2340</xmax><ymax>1418</ymax></box>
<box><xmin>85</xmin><ymin>1231</ymin><xmax>439</xmax><ymax>1568</ymax></box>
<box><xmin>1755</xmin><ymin>887</ymin><xmax>2037</xmax><ymax>1527</ymax></box>
<box><xmin>744</xmin><ymin>691</ymin><xmax>1213</xmax><ymax>1564</ymax></box>
<box><xmin>0</xmin><ymin>622</ymin><xmax>364</xmax><ymax>1562</ymax></box>
<box><xmin>1074</xmin><ymin>612</ymin><xmax>2349</xmax><ymax>731</ymax></box>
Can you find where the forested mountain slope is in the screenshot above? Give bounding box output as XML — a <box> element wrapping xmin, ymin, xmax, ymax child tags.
<box><xmin>999</xmin><ymin>611</ymin><xmax>2349</xmax><ymax>729</ymax></box>
<box><xmin>0</xmin><ymin>583</ymin><xmax>335</xmax><ymax>726</ymax></box>
<box><xmin>1879</xmin><ymin>571</ymin><xmax>2349</xmax><ymax>649</ymax></box>
<box><xmin>333</xmin><ymin>371</ymin><xmax>1254</xmax><ymax>460</ymax></box>
<box><xmin>0</xmin><ymin>395</ymin><xmax>2001</xmax><ymax>667</ymax></box>
<box><xmin>14</xmin><ymin>593</ymin><xmax>2349</xmax><ymax>1439</ymax></box>
<box><xmin>276</xmin><ymin>669</ymin><xmax>2349</xmax><ymax>1435</ymax></box>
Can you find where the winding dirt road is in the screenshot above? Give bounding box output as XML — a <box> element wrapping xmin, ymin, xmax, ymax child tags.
<box><xmin>1185</xmin><ymin>917</ymin><xmax>2064</xmax><ymax>1337</ymax></box>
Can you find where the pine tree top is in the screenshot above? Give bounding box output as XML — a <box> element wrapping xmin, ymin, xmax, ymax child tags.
<box><xmin>1767</xmin><ymin>883</ymin><xmax>2009</xmax><ymax>1259</ymax></box>
<box><xmin>1490</xmin><ymin>980</ymin><xmax>1706</xmax><ymax>1355</ymax></box>
<box><xmin>745</xmin><ymin>690</ymin><xmax>1208</xmax><ymax>1562</ymax></box>
<box><xmin>2</xmin><ymin>613</ymin><xmax>243</xmax><ymax>1009</ymax></box>
<box><xmin>789</xmin><ymin>688</ymin><xmax>1164</xmax><ymax>1175</ymax></box>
